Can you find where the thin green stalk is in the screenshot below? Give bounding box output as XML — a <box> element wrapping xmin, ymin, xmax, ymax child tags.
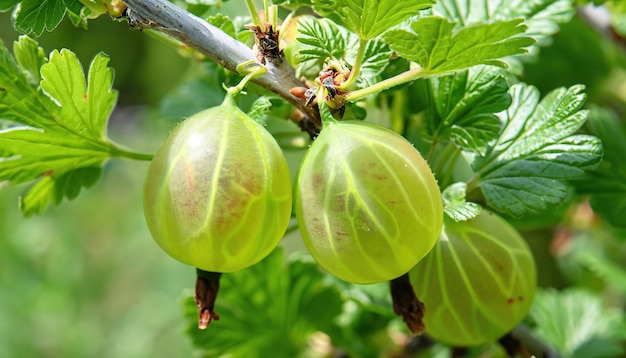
<box><xmin>338</xmin><ymin>38</ymin><xmax>368</xmax><ymax>91</ymax></box>
<box><xmin>246</xmin><ymin>0</ymin><xmax>264</xmax><ymax>31</ymax></box>
<box><xmin>227</xmin><ymin>60</ymin><xmax>268</xmax><ymax>96</ymax></box>
<box><xmin>269</xmin><ymin>5</ymin><xmax>277</xmax><ymax>30</ymax></box>
<box><xmin>264</xmin><ymin>0</ymin><xmax>270</xmax><ymax>23</ymax></box>
<box><xmin>427</xmin><ymin>141</ymin><xmax>461</xmax><ymax>190</ymax></box>
<box><xmin>345</xmin><ymin>65</ymin><xmax>425</xmax><ymax>102</ymax></box>
<box><xmin>109</xmin><ymin>144</ymin><xmax>153</xmax><ymax>161</ymax></box>
<box><xmin>390</xmin><ymin>90</ymin><xmax>407</xmax><ymax>135</ymax></box>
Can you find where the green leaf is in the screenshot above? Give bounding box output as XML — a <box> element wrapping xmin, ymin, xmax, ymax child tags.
<box><xmin>246</xmin><ymin>96</ymin><xmax>272</xmax><ymax>124</ymax></box>
<box><xmin>296</xmin><ymin>17</ymin><xmax>393</xmax><ymax>87</ymax></box>
<box><xmin>530</xmin><ymin>288</ymin><xmax>626</xmax><ymax>358</ymax></box>
<box><xmin>312</xmin><ymin>0</ymin><xmax>435</xmax><ymax>40</ymax></box>
<box><xmin>183</xmin><ymin>248</ymin><xmax>344</xmax><ymax>357</ymax></box>
<box><xmin>442</xmin><ymin>182</ymin><xmax>481</xmax><ymax>221</ymax></box>
<box><xmin>40</xmin><ymin>50</ymin><xmax>116</xmax><ymax>139</ymax></box>
<box><xmin>472</xmin><ymin>84</ymin><xmax>603</xmax><ymax>218</ymax></box>
<box><xmin>576</xmin><ymin>108</ymin><xmax>626</xmax><ymax>228</ymax></box>
<box><xmin>0</xmin><ymin>37</ymin><xmax>146</xmax><ymax>215</ymax></box>
<box><xmin>13</xmin><ymin>0</ymin><xmax>71</xmax><ymax>36</ymax></box>
<box><xmin>383</xmin><ymin>17</ymin><xmax>535</xmax><ymax>75</ymax></box>
<box><xmin>432</xmin><ymin>0</ymin><xmax>574</xmax><ymax>47</ymax></box>
<box><xmin>576</xmin><ymin>251</ymin><xmax>626</xmax><ymax>296</ymax></box>
<box><xmin>206</xmin><ymin>14</ymin><xmax>236</xmax><ymax>39</ymax></box>
<box><xmin>0</xmin><ymin>0</ymin><xmax>19</xmax><ymax>12</ymax></box>
<box><xmin>296</xmin><ymin>17</ymin><xmax>349</xmax><ymax>75</ymax></box>
<box><xmin>19</xmin><ymin>167</ymin><xmax>101</xmax><ymax>217</ymax></box>
<box><xmin>428</xmin><ymin>65</ymin><xmax>510</xmax><ymax>155</ymax></box>
<box><xmin>12</xmin><ymin>35</ymin><xmax>47</xmax><ymax>85</ymax></box>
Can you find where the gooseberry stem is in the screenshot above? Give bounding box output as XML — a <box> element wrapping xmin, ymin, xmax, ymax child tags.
<box><xmin>195</xmin><ymin>269</ymin><xmax>222</xmax><ymax>329</ymax></box>
<box><xmin>344</xmin><ymin>65</ymin><xmax>425</xmax><ymax>102</ymax></box>
<box><xmin>226</xmin><ymin>60</ymin><xmax>268</xmax><ymax>97</ymax></box>
<box><xmin>246</xmin><ymin>0</ymin><xmax>264</xmax><ymax>31</ymax></box>
<box><xmin>109</xmin><ymin>143</ymin><xmax>153</xmax><ymax>161</ymax></box>
<box><xmin>338</xmin><ymin>38</ymin><xmax>368</xmax><ymax>91</ymax></box>
<box><xmin>390</xmin><ymin>273</ymin><xmax>426</xmax><ymax>335</ymax></box>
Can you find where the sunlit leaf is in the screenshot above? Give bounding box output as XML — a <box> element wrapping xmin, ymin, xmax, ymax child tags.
<box><xmin>313</xmin><ymin>0</ymin><xmax>435</xmax><ymax>40</ymax></box>
<box><xmin>472</xmin><ymin>84</ymin><xmax>603</xmax><ymax>218</ymax></box>
<box><xmin>383</xmin><ymin>17</ymin><xmax>535</xmax><ymax>75</ymax></box>
<box><xmin>427</xmin><ymin>65</ymin><xmax>510</xmax><ymax>155</ymax></box>
<box><xmin>296</xmin><ymin>17</ymin><xmax>393</xmax><ymax>87</ymax></box>
<box><xmin>443</xmin><ymin>182</ymin><xmax>481</xmax><ymax>221</ymax></box>
<box><xmin>0</xmin><ymin>36</ymin><xmax>147</xmax><ymax>215</ymax></box>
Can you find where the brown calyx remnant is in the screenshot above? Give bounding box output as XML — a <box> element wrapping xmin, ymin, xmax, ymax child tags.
<box><xmin>195</xmin><ymin>269</ymin><xmax>222</xmax><ymax>329</ymax></box>
<box><xmin>390</xmin><ymin>273</ymin><xmax>426</xmax><ymax>335</ymax></box>
<box><xmin>246</xmin><ymin>24</ymin><xmax>284</xmax><ymax>65</ymax></box>
<box><xmin>290</xmin><ymin>60</ymin><xmax>350</xmax><ymax>120</ymax></box>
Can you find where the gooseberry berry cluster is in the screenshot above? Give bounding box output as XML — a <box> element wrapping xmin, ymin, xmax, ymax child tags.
<box><xmin>143</xmin><ymin>96</ymin><xmax>443</xmax><ymax>283</ymax></box>
<box><xmin>142</xmin><ymin>92</ymin><xmax>535</xmax><ymax>343</ymax></box>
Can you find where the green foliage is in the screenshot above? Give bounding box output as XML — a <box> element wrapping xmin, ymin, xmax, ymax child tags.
<box><xmin>296</xmin><ymin>17</ymin><xmax>393</xmax><ymax>86</ymax></box>
<box><xmin>433</xmin><ymin>0</ymin><xmax>574</xmax><ymax>46</ymax></box>
<box><xmin>246</xmin><ymin>95</ymin><xmax>273</xmax><ymax>124</ymax></box>
<box><xmin>312</xmin><ymin>0</ymin><xmax>435</xmax><ymax>40</ymax></box>
<box><xmin>384</xmin><ymin>17</ymin><xmax>534</xmax><ymax>75</ymax></box>
<box><xmin>206</xmin><ymin>14</ymin><xmax>236</xmax><ymax>39</ymax></box>
<box><xmin>0</xmin><ymin>36</ymin><xmax>148</xmax><ymax>216</ymax></box>
<box><xmin>425</xmin><ymin>65</ymin><xmax>511</xmax><ymax>156</ymax></box>
<box><xmin>2</xmin><ymin>0</ymin><xmax>85</xmax><ymax>36</ymax></box>
<box><xmin>576</xmin><ymin>251</ymin><xmax>626</xmax><ymax>296</ymax></box>
<box><xmin>183</xmin><ymin>248</ymin><xmax>344</xmax><ymax>357</ymax></box>
<box><xmin>530</xmin><ymin>288</ymin><xmax>626</xmax><ymax>358</ymax></box>
<box><xmin>471</xmin><ymin>84</ymin><xmax>603</xmax><ymax>218</ymax></box>
<box><xmin>576</xmin><ymin>108</ymin><xmax>626</xmax><ymax>228</ymax></box>
<box><xmin>442</xmin><ymin>182</ymin><xmax>481</xmax><ymax>221</ymax></box>
<box><xmin>0</xmin><ymin>0</ymin><xmax>19</xmax><ymax>12</ymax></box>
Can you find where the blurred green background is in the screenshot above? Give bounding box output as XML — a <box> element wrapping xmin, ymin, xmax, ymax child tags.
<box><xmin>0</xmin><ymin>11</ymin><xmax>196</xmax><ymax>358</ymax></box>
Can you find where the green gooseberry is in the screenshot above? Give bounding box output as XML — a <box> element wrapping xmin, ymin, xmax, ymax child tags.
<box><xmin>143</xmin><ymin>96</ymin><xmax>292</xmax><ymax>272</ymax></box>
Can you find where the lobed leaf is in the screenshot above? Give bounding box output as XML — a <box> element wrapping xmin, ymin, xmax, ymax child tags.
<box><xmin>383</xmin><ymin>17</ymin><xmax>535</xmax><ymax>75</ymax></box>
<box><xmin>206</xmin><ymin>14</ymin><xmax>236</xmax><ymax>39</ymax></box>
<box><xmin>0</xmin><ymin>36</ymin><xmax>144</xmax><ymax>215</ymax></box>
<box><xmin>427</xmin><ymin>65</ymin><xmax>511</xmax><ymax>155</ymax></box>
<box><xmin>442</xmin><ymin>182</ymin><xmax>481</xmax><ymax>221</ymax></box>
<box><xmin>576</xmin><ymin>108</ymin><xmax>626</xmax><ymax>228</ymax></box>
<box><xmin>472</xmin><ymin>84</ymin><xmax>603</xmax><ymax>218</ymax></box>
<box><xmin>433</xmin><ymin>0</ymin><xmax>574</xmax><ymax>46</ymax></box>
<box><xmin>246</xmin><ymin>96</ymin><xmax>272</xmax><ymax>125</ymax></box>
<box><xmin>312</xmin><ymin>0</ymin><xmax>435</xmax><ymax>40</ymax></box>
<box><xmin>576</xmin><ymin>252</ymin><xmax>626</xmax><ymax>295</ymax></box>
<box><xmin>12</xmin><ymin>0</ymin><xmax>80</xmax><ymax>36</ymax></box>
<box><xmin>530</xmin><ymin>288</ymin><xmax>626</xmax><ymax>358</ymax></box>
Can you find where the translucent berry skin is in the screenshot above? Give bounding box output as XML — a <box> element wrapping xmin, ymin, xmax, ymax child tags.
<box><xmin>410</xmin><ymin>211</ymin><xmax>537</xmax><ymax>346</ymax></box>
<box><xmin>143</xmin><ymin>97</ymin><xmax>292</xmax><ymax>272</ymax></box>
<box><xmin>295</xmin><ymin>121</ymin><xmax>443</xmax><ymax>284</ymax></box>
